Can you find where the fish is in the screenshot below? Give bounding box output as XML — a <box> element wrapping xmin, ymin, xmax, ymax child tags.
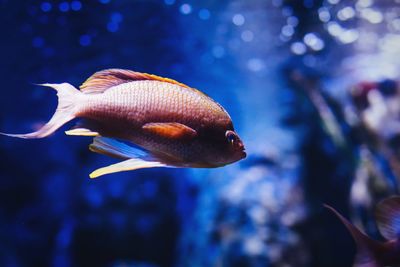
<box><xmin>325</xmin><ymin>196</ymin><xmax>400</xmax><ymax>267</ymax></box>
<box><xmin>0</xmin><ymin>69</ymin><xmax>246</xmax><ymax>178</ymax></box>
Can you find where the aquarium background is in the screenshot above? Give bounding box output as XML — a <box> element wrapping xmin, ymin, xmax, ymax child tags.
<box><xmin>0</xmin><ymin>0</ymin><xmax>399</xmax><ymax>267</ymax></box>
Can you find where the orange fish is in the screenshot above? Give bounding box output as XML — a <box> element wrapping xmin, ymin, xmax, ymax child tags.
<box><xmin>1</xmin><ymin>69</ymin><xmax>246</xmax><ymax>178</ymax></box>
<box><xmin>325</xmin><ymin>196</ymin><xmax>400</xmax><ymax>267</ymax></box>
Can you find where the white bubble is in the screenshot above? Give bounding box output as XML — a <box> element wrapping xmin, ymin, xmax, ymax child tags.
<box><xmin>361</xmin><ymin>8</ymin><xmax>383</xmax><ymax>24</ymax></box>
<box><xmin>244</xmin><ymin>237</ymin><xmax>265</xmax><ymax>256</ymax></box>
<box><xmin>337</xmin><ymin>6</ymin><xmax>355</xmax><ymax>21</ymax></box>
<box><xmin>287</xmin><ymin>16</ymin><xmax>299</xmax><ymax>27</ymax></box>
<box><xmin>291</xmin><ymin>42</ymin><xmax>306</xmax><ymax>55</ymax></box>
<box><xmin>303</xmin><ymin>33</ymin><xmax>316</xmax><ymax>45</ymax></box>
<box><xmin>79</xmin><ymin>35</ymin><xmax>91</xmax><ymax>46</ymax></box>
<box><xmin>338</xmin><ymin>29</ymin><xmax>359</xmax><ymax>44</ymax></box>
<box><xmin>198</xmin><ymin>8</ymin><xmax>210</xmax><ymax>20</ymax></box>
<box><xmin>281</xmin><ymin>25</ymin><xmax>294</xmax><ymax>37</ymax></box>
<box><xmin>303</xmin><ymin>33</ymin><xmax>324</xmax><ymax>51</ymax></box>
<box><xmin>247</xmin><ymin>58</ymin><xmax>265</xmax><ymax>72</ymax></box>
<box><xmin>282</xmin><ymin>6</ymin><xmax>293</xmax><ymax>17</ymax></box>
<box><xmin>312</xmin><ymin>39</ymin><xmax>324</xmax><ymax>51</ymax></box>
<box><xmin>327</xmin><ymin>21</ymin><xmax>343</xmax><ymax>36</ymax></box>
<box><xmin>328</xmin><ymin>0</ymin><xmax>340</xmax><ymax>4</ymax></box>
<box><xmin>212</xmin><ymin>46</ymin><xmax>225</xmax><ymax>58</ymax></box>
<box><xmin>356</xmin><ymin>0</ymin><xmax>373</xmax><ymax>9</ymax></box>
<box><xmin>232</xmin><ymin>14</ymin><xmax>245</xmax><ymax>26</ymax></box>
<box><xmin>241</xmin><ymin>30</ymin><xmax>254</xmax><ymax>42</ymax></box>
<box><xmin>318</xmin><ymin>7</ymin><xmax>331</xmax><ymax>22</ymax></box>
<box><xmin>279</xmin><ymin>33</ymin><xmax>291</xmax><ymax>42</ymax></box>
<box><xmin>248</xmin><ymin>206</ymin><xmax>268</xmax><ymax>224</ymax></box>
<box><xmin>179</xmin><ymin>3</ymin><xmax>192</xmax><ymax>15</ymax></box>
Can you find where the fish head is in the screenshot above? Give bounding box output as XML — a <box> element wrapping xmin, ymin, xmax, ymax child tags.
<box><xmin>224</xmin><ymin>130</ymin><xmax>246</xmax><ymax>162</ymax></box>
<box><xmin>202</xmin><ymin>129</ymin><xmax>246</xmax><ymax>167</ymax></box>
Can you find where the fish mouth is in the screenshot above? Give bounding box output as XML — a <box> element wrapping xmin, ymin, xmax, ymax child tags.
<box><xmin>240</xmin><ymin>149</ymin><xmax>247</xmax><ymax>159</ymax></box>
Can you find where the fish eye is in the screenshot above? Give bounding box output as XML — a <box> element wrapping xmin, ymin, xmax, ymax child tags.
<box><xmin>225</xmin><ymin>131</ymin><xmax>237</xmax><ymax>144</ymax></box>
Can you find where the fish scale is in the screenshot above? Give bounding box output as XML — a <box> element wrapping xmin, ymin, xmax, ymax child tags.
<box><xmin>81</xmin><ymin>80</ymin><xmax>225</xmax><ymax>128</ymax></box>
<box><xmin>80</xmin><ymin>80</ymin><xmax>229</xmax><ymax>161</ymax></box>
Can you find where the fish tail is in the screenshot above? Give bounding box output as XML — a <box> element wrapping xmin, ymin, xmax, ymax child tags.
<box><xmin>0</xmin><ymin>83</ymin><xmax>82</xmax><ymax>139</ymax></box>
<box><xmin>324</xmin><ymin>204</ymin><xmax>385</xmax><ymax>267</ymax></box>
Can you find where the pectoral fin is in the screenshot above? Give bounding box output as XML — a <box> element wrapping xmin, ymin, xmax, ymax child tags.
<box><xmin>142</xmin><ymin>122</ymin><xmax>197</xmax><ymax>140</ymax></box>
<box><xmin>89</xmin><ymin>158</ymin><xmax>168</xmax><ymax>178</ymax></box>
<box><xmin>375</xmin><ymin>196</ymin><xmax>400</xmax><ymax>240</ymax></box>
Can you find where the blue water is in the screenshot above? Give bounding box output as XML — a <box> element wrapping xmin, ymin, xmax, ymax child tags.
<box><xmin>1</xmin><ymin>1</ymin><xmax>399</xmax><ymax>267</ymax></box>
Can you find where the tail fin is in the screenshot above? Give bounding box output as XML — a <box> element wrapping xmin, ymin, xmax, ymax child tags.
<box><xmin>375</xmin><ymin>196</ymin><xmax>400</xmax><ymax>241</ymax></box>
<box><xmin>324</xmin><ymin>204</ymin><xmax>385</xmax><ymax>267</ymax></box>
<box><xmin>0</xmin><ymin>83</ymin><xmax>81</xmax><ymax>139</ymax></box>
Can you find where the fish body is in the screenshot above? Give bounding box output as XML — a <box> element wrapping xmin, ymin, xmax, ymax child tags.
<box><xmin>81</xmin><ymin>80</ymin><xmax>234</xmax><ymax>166</ymax></box>
<box><xmin>1</xmin><ymin>69</ymin><xmax>246</xmax><ymax>177</ymax></box>
<box><xmin>325</xmin><ymin>196</ymin><xmax>400</xmax><ymax>267</ymax></box>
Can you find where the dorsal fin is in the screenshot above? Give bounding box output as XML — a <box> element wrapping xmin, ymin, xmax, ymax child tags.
<box><xmin>375</xmin><ymin>196</ymin><xmax>400</xmax><ymax>241</ymax></box>
<box><xmin>80</xmin><ymin>69</ymin><xmax>191</xmax><ymax>94</ymax></box>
